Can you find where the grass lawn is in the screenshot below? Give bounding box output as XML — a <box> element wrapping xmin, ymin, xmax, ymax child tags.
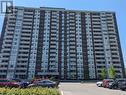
<box><xmin>0</xmin><ymin>87</ymin><xmax>61</xmax><ymax>95</ymax></box>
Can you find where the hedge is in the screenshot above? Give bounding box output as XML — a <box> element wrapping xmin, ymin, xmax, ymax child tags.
<box><xmin>0</xmin><ymin>87</ymin><xmax>60</xmax><ymax>95</ymax></box>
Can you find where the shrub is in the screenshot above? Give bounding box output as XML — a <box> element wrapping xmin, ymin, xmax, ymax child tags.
<box><xmin>0</xmin><ymin>87</ymin><xmax>60</xmax><ymax>95</ymax></box>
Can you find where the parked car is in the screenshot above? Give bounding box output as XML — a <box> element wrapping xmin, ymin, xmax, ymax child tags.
<box><xmin>28</xmin><ymin>79</ymin><xmax>58</xmax><ymax>88</ymax></box>
<box><xmin>118</xmin><ymin>80</ymin><xmax>126</xmax><ymax>91</ymax></box>
<box><xmin>20</xmin><ymin>80</ymin><xmax>30</xmax><ymax>88</ymax></box>
<box><xmin>0</xmin><ymin>79</ymin><xmax>20</xmax><ymax>87</ymax></box>
<box><xmin>103</xmin><ymin>79</ymin><xmax>114</xmax><ymax>88</ymax></box>
<box><xmin>96</xmin><ymin>81</ymin><xmax>103</xmax><ymax>87</ymax></box>
<box><xmin>11</xmin><ymin>79</ymin><xmax>30</xmax><ymax>88</ymax></box>
<box><xmin>108</xmin><ymin>78</ymin><xmax>126</xmax><ymax>89</ymax></box>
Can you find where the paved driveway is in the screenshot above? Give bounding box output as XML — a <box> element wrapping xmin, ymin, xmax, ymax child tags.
<box><xmin>59</xmin><ymin>82</ymin><xmax>126</xmax><ymax>95</ymax></box>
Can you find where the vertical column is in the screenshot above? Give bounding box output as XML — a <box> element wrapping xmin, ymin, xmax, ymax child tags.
<box><xmin>0</xmin><ymin>10</ymin><xmax>16</xmax><ymax>78</ymax></box>
<box><xmin>61</xmin><ymin>12</ymin><xmax>65</xmax><ymax>79</ymax></box>
<box><xmin>7</xmin><ymin>9</ymin><xmax>24</xmax><ymax>79</ymax></box>
<box><xmin>66</xmin><ymin>12</ymin><xmax>70</xmax><ymax>79</ymax></box>
<box><xmin>64</xmin><ymin>12</ymin><xmax>67</xmax><ymax>79</ymax></box>
<box><xmin>100</xmin><ymin>12</ymin><xmax>112</xmax><ymax>78</ymax></box>
<box><xmin>113</xmin><ymin>13</ymin><xmax>125</xmax><ymax>77</ymax></box>
<box><xmin>41</xmin><ymin>11</ymin><xmax>50</xmax><ymax>77</ymax></box>
<box><xmin>76</xmin><ymin>13</ymin><xmax>84</xmax><ymax>79</ymax></box>
<box><xmin>28</xmin><ymin>10</ymin><xmax>40</xmax><ymax>79</ymax></box>
<box><xmin>58</xmin><ymin>11</ymin><xmax>63</xmax><ymax>79</ymax></box>
<box><xmin>81</xmin><ymin>12</ymin><xmax>89</xmax><ymax>79</ymax></box>
<box><xmin>88</xmin><ymin>13</ymin><xmax>100</xmax><ymax>79</ymax></box>
<box><xmin>35</xmin><ymin>10</ymin><xmax>45</xmax><ymax>78</ymax></box>
<box><xmin>68</xmin><ymin>12</ymin><xmax>77</xmax><ymax>79</ymax></box>
<box><xmin>48</xmin><ymin>11</ymin><xmax>59</xmax><ymax>77</ymax></box>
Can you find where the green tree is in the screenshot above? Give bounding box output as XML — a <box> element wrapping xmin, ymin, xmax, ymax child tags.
<box><xmin>101</xmin><ymin>67</ymin><xmax>107</xmax><ymax>79</ymax></box>
<box><xmin>109</xmin><ymin>65</ymin><xmax>116</xmax><ymax>79</ymax></box>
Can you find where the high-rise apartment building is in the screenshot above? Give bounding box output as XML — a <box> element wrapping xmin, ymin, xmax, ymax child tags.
<box><xmin>0</xmin><ymin>6</ymin><xmax>125</xmax><ymax>80</ymax></box>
